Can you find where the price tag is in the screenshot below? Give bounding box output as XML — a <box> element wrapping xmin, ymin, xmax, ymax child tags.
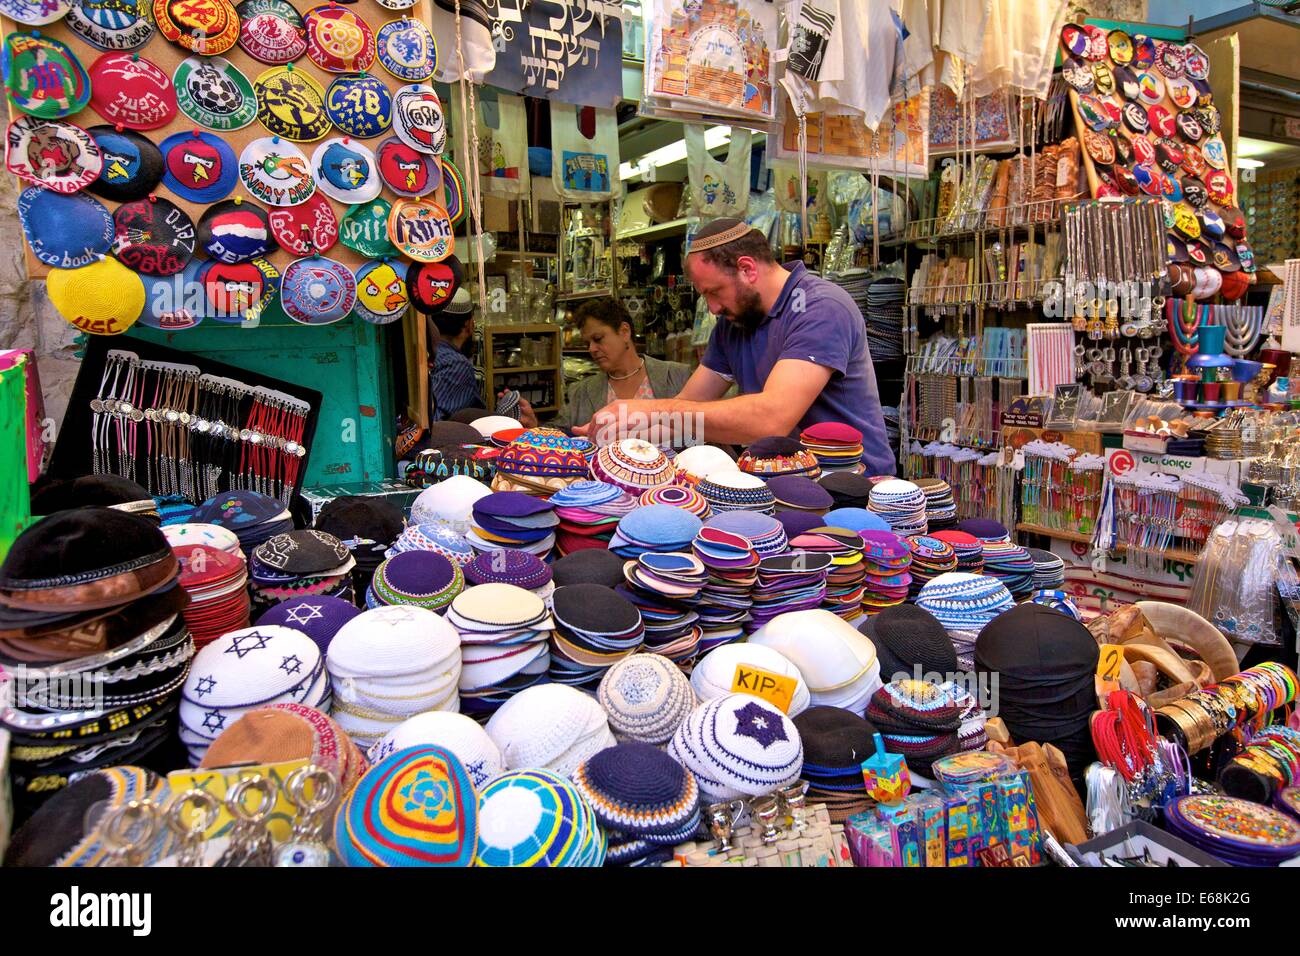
<box><xmin>731</xmin><ymin>664</ymin><xmax>798</xmax><ymax>714</ymax></box>
<box><xmin>1097</xmin><ymin>643</ymin><xmax>1124</xmax><ymax>692</ymax></box>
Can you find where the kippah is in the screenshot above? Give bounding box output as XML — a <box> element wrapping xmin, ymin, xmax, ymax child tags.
<box><xmin>689</xmin><ymin>217</ymin><xmax>755</xmax><ymax>252</ymax></box>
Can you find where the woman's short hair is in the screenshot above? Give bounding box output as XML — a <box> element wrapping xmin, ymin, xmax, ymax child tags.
<box><xmin>574</xmin><ymin>297</ymin><xmax>632</xmax><ymax>335</ymax></box>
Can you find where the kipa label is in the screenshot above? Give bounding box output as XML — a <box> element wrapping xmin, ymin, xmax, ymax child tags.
<box><xmin>731</xmin><ymin>664</ymin><xmax>797</xmax><ymax>714</ymax></box>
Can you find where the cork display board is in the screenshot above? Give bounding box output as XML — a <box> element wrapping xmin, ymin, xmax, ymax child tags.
<box><xmin>1</xmin><ymin>0</ymin><xmax>436</xmax><ymax>281</ymax></box>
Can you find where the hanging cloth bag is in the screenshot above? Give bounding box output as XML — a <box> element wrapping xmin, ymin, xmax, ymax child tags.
<box><xmin>550</xmin><ymin>102</ymin><xmax>619</xmax><ymax>201</ymax></box>
<box><xmin>451</xmin><ymin>88</ymin><xmax>530</xmax><ymax>200</ymax></box>
<box><xmin>684</xmin><ymin>124</ymin><xmax>753</xmax><ymax>220</ymax></box>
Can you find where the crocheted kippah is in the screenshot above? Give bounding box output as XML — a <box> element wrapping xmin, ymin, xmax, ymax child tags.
<box><xmin>463</xmin><ymin>549</ymin><xmax>552</xmax><ymax>590</ymax></box>
<box><xmin>859</xmin><ymin>603</ymin><xmax>958</xmax><ymax>682</ymax></box>
<box><xmin>597</xmin><ymin>653</ymin><xmax>695</xmax><ymax>745</ymax></box>
<box><xmin>333</xmin><ymin>744</ymin><xmax>478</xmax><ymax>867</ymax></box>
<box><xmin>667</xmin><ymin>693</ymin><xmax>804</xmax><ymax>802</ymax></box>
<box><xmin>571</xmin><ymin>742</ymin><xmax>700</xmax><ymax>844</ymax></box>
<box><xmin>688</xmin><ymin>217</ymin><xmax>753</xmax><ymax>251</ymax></box>
<box><xmin>474</xmin><ymin>769</ymin><xmax>605</xmax><ymax>867</ymax></box>
<box><xmin>867</xmin><ymin>679</ymin><xmax>963</xmax><ymax>732</ymax></box>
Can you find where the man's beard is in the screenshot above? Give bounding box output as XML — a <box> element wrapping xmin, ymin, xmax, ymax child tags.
<box><xmin>724</xmin><ymin>286</ymin><xmax>767</xmax><ymax>334</ymax></box>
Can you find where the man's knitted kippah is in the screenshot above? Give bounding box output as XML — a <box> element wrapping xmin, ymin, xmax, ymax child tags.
<box><xmin>867</xmin><ymin>679</ymin><xmax>963</xmax><ymax>732</ymax></box>
<box><xmin>859</xmin><ymin>603</ymin><xmax>959</xmax><ymax>682</ymax></box>
<box><xmin>571</xmin><ymin>742</ymin><xmax>701</xmax><ymax>845</ymax></box>
<box><xmin>689</xmin><ymin>217</ymin><xmax>754</xmax><ymax>252</ymax></box>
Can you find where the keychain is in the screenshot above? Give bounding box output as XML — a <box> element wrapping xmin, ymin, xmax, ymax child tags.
<box><xmin>1117</xmin><ymin>347</ymin><xmax>1133</xmax><ymax>389</ymax></box>
<box><xmin>167</xmin><ymin>789</ymin><xmax>221</xmax><ymax>867</ymax></box>
<box><xmin>216</xmin><ymin>775</ymin><xmax>277</xmax><ymax>868</ymax></box>
<box><xmin>275</xmin><ymin>764</ymin><xmax>339</xmax><ymax>868</ymax></box>
<box><xmin>100</xmin><ymin>799</ymin><xmax>162</xmax><ymax>867</ymax></box>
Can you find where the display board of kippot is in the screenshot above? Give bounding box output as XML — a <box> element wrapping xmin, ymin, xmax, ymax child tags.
<box><xmin>0</xmin><ymin>0</ymin><xmax>466</xmax><ymax>331</ymax></box>
<box><xmin>1059</xmin><ymin>22</ymin><xmax>1257</xmax><ymax>293</ymax></box>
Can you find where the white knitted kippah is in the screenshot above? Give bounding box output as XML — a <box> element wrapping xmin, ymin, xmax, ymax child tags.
<box><xmin>368</xmin><ymin>711</ymin><xmax>504</xmax><ymax>787</ymax></box>
<box><xmin>668</xmin><ymin>693</ymin><xmax>803</xmax><ymax>801</ymax></box>
<box><xmin>597</xmin><ymin>653</ymin><xmax>695</xmax><ymax>745</ymax></box>
<box><xmin>673</xmin><ymin>444</ymin><xmax>739</xmax><ymax>482</ymax></box>
<box><xmin>486</xmin><ymin>683</ymin><xmax>613</xmax><ymax>773</ymax></box>
<box><xmin>327</xmin><ymin>605</ymin><xmax>461</xmax><ymax>678</ymax></box>
<box><xmin>410</xmin><ymin>475</ymin><xmax>493</xmax><ymax>531</ymax></box>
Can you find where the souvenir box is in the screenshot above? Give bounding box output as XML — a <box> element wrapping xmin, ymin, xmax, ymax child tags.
<box><xmin>1065</xmin><ymin>820</ymin><xmax>1229</xmax><ymax>867</ymax></box>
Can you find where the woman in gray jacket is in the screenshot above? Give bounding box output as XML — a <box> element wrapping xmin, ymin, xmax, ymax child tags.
<box><xmin>516</xmin><ymin>297</ymin><xmax>693</xmax><ymax>432</ymax></box>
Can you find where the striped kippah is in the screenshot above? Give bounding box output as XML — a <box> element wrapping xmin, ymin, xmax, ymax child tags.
<box><xmin>474</xmin><ymin>769</ymin><xmax>605</xmax><ymax>867</ymax></box>
<box><xmin>571</xmin><ymin>742</ymin><xmax>700</xmax><ymax>845</ymax></box>
<box><xmin>334</xmin><ymin>745</ymin><xmax>478</xmax><ymax>867</ymax></box>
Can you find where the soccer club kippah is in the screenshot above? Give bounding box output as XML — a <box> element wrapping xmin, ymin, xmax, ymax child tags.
<box><xmin>689</xmin><ymin>217</ymin><xmax>753</xmax><ymax>252</ymax></box>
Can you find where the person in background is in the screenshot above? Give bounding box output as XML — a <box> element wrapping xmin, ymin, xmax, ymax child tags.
<box><xmin>429</xmin><ymin>288</ymin><xmax>485</xmax><ymax>422</ymax></box>
<box><xmin>515</xmin><ymin>297</ymin><xmax>692</xmax><ymax>431</ymax></box>
<box><xmin>574</xmin><ymin>218</ymin><xmax>895</xmax><ymax>475</ymax></box>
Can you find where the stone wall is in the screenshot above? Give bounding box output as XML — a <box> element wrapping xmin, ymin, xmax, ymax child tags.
<box><xmin>0</xmin><ymin>174</ymin><xmax>81</xmax><ymax>435</ymax></box>
<box><xmin>1082</xmin><ymin>1</ymin><xmax>1150</xmax><ymax>23</ymax></box>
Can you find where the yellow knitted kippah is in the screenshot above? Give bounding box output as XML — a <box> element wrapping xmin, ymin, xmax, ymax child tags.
<box><xmin>46</xmin><ymin>257</ymin><xmax>145</xmax><ymax>336</ymax></box>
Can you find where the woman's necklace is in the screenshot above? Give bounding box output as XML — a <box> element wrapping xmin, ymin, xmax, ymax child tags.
<box><xmin>608</xmin><ymin>359</ymin><xmax>646</xmax><ymax>382</ymax></box>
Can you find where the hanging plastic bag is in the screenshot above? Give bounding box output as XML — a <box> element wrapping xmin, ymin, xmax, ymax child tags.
<box><xmin>551</xmin><ymin>102</ymin><xmax>619</xmax><ymax>201</ymax></box>
<box><xmin>451</xmin><ymin>88</ymin><xmax>530</xmax><ymax>200</ymax></box>
<box><xmin>771</xmin><ymin>163</ymin><xmax>832</xmax><ymax>242</ymax></box>
<box><xmin>684</xmin><ymin>124</ymin><xmax>753</xmax><ymax>219</ymax></box>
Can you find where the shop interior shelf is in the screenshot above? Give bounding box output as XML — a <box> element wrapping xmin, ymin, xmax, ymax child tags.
<box><xmin>616</xmin><ymin>218</ymin><xmax>689</xmax><ymax>242</ymax></box>
<box><xmin>1015</xmin><ymin>522</ymin><xmax>1201</xmax><ymax>566</ymax></box>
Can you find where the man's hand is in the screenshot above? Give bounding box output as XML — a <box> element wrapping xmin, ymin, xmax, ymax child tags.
<box><xmin>573</xmin><ymin>399</ymin><xmax>668</xmax><ymax>444</ymax></box>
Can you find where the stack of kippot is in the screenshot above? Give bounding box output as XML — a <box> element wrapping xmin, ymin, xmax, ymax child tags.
<box><xmin>705</xmin><ymin>510</ymin><xmax>788</xmax><ymax>557</ymax></box>
<box><xmin>690</xmin><ymin>642</ymin><xmax>811</xmax><ymax>716</ymax></box>
<box><xmin>867</xmin><ymin>479</ymin><xmax>928</xmax><ymax>536</ymax></box>
<box><xmin>956</xmin><ymin>518</ymin><xmax>1010</xmax><ymax>543</ymax></box>
<box><xmin>491</xmin><ymin>429</ymin><xmax>592</xmax><ymax>495</ymax></box>
<box><xmin>905</xmin><ymin>534</ymin><xmax>959</xmax><ymax>599</ymax></box>
<box><xmin>639</xmin><ymin>483</ymin><xmax>711</xmax><ymax>518</ymax></box>
<box><xmin>409</xmin><ymin>475</ymin><xmax>492</xmax><ymax>534</ymax></box>
<box><xmin>857</xmin><ymin>530</ymin><xmax>912</xmax><ymax>616</ymax></box>
<box><xmin>801</xmin><ymin>422</ymin><xmax>865</xmax><ymax>474</ymax></box>
<box><xmin>257</xmin><ymin>595</ymin><xmax>361</xmax><ymax>656</ymax></box>
<box><xmin>793</xmin><ymin>706</ymin><xmax>880</xmax><ymax>823</ymax></box>
<box><xmin>385</xmin><ymin>523</ymin><xmax>475</xmax><ymax>566</ymax></box>
<box><xmin>549</xmin><ymin>583</ymin><xmax>646</xmax><ymax>687</ymax></box>
<box><xmin>737</xmin><ymin>436</ymin><xmax>822</xmax><ymax>479</ymax></box>
<box><xmin>550</xmin><ymin>480</ymin><xmax>638</xmax><ymax>554</ymax></box>
<box><xmin>750</xmin><ymin>608</ymin><xmax>882</xmax><ymax>713</ymax></box>
<box><xmin>551</xmin><ymin>548</ymin><xmax>628</xmax><ymax>589</ymax></box>
<box><xmin>572</xmin><ymin>742</ymin><xmax>701</xmax><ymax>866</ymax></box>
<box><xmin>697</xmin><ymin>471</ymin><xmax>777</xmax><ymax>515</ymax></box>
<box><xmin>475</xmin><ymin>769</ymin><xmax>606</xmax><ymax>867</ymax></box>
<box><xmin>486</xmin><ymin>683</ymin><xmax>617</xmax><ymax>777</ymax></box>
<box><xmin>180</xmin><ymin>625</ymin><xmax>329</xmax><ymax>765</ymax></box>
<box><xmin>598</xmin><ymin>652</ymin><xmax>696</xmax><ymax>745</ymax></box>
<box><xmin>931</xmin><ymin>530</ymin><xmax>985</xmax><ymax>572</ymax></box>
<box><xmin>1028</xmin><ymin>548</ymin><xmax>1066</xmax><ymax>589</ymax></box>
<box><xmin>821</xmin><ymin>507</ymin><xmax>890</xmax><ymax>534</ymax></box>
<box><xmin>174</xmin><ymin>543</ymin><xmax>251</xmax><ymax>647</ymax></box>
<box><xmin>592</xmin><ymin>439</ymin><xmax>676</xmax><ymax>495</ymax></box>
<box><xmin>193</xmin><ymin>491</ymin><xmax>293</xmax><ymax>549</ymax></box>
<box><xmin>164</xmin><ymin>522</ymin><xmax>243</xmax><ymax>555</ymax></box>
<box><xmin>449</xmin><ymin>583</ymin><xmax>553</xmax><ymax>717</ymax></box>
<box><xmin>366</xmin><ymin>551</ymin><xmax>465</xmax><ymax>611</ymax></box>
<box><xmin>673</xmin><ymin>444</ymin><xmax>739</xmax><ymax>486</ymax></box>
<box><xmin>463</xmin><ymin>549</ymin><xmax>554</xmax><ymax>601</ymax></box>
<box><xmin>314</xmin><ymin>495</ymin><xmax>405</xmax><ymax>601</ymax></box>
<box><xmin>618</xmin><ymin>553</ymin><xmax>706</xmax><ymax>665</ymax></box>
<box><xmin>914</xmin><ymin>478</ymin><xmax>957</xmax><ymax>531</ymax></box>
<box><xmin>468</xmin><ymin>492</ymin><xmax>558</xmax><ymax>559</ymax></box>
<box><xmin>975</xmin><ymin>603</ymin><xmax>1099</xmax><ymax>779</ymax></box>
<box><xmin>858</xmin><ymin>603</ymin><xmax>958</xmax><ymax>684</ymax></box>
<box><xmin>249</xmin><ymin>530</ymin><xmax>356</xmax><ymax>614</ymax></box>
<box><xmin>767</xmin><ymin>475</ymin><xmax>834</xmax><ymax>514</ymax></box>
<box><xmin>867</xmin><ymin>679</ymin><xmax>964</xmax><ymax>776</ymax></box>
<box><xmin>327</xmin><ymin>606</ymin><xmax>462</xmax><ymax>749</ymax></box>
<box><xmin>980</xmin><ymin>541</ymin><xmax>1037</xmax><ymax>596</ymax></box>
<box><xmin>788</xmin><ymin>528</ymin><xmax>865</xmax><ymax>620</ymax></box>
<box><xmin>610</xmin><ymin>504</ymin><xmax>702</xmax><ymax>559</ymax></box>
<box><xmin>668</xmin><ymin>693</ymin><xmax>804</xmax><ymax>803</ymax></box>
<box><xmin>691</xmin><ymin>526</ymin><xmax>760</xmax><ymax>651</ymax></box>
<box><xmin>367</xmin><ymin>711</ymin><xmax>503</xmax><ymax>788</ymax></box>
<box><xmin>748</xmin><ymin>551</ymin><xmax>833</xmax><ymax>629</ymax></box>
<box><xmin>818</xmin><ymin>472</ymin><xmax>875</xmax><ymax>509</ymax></box>
<box><xmin>333</xmin><ymin>745</ymin><xmax>478</xmax><ymax>867</ymax></box>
